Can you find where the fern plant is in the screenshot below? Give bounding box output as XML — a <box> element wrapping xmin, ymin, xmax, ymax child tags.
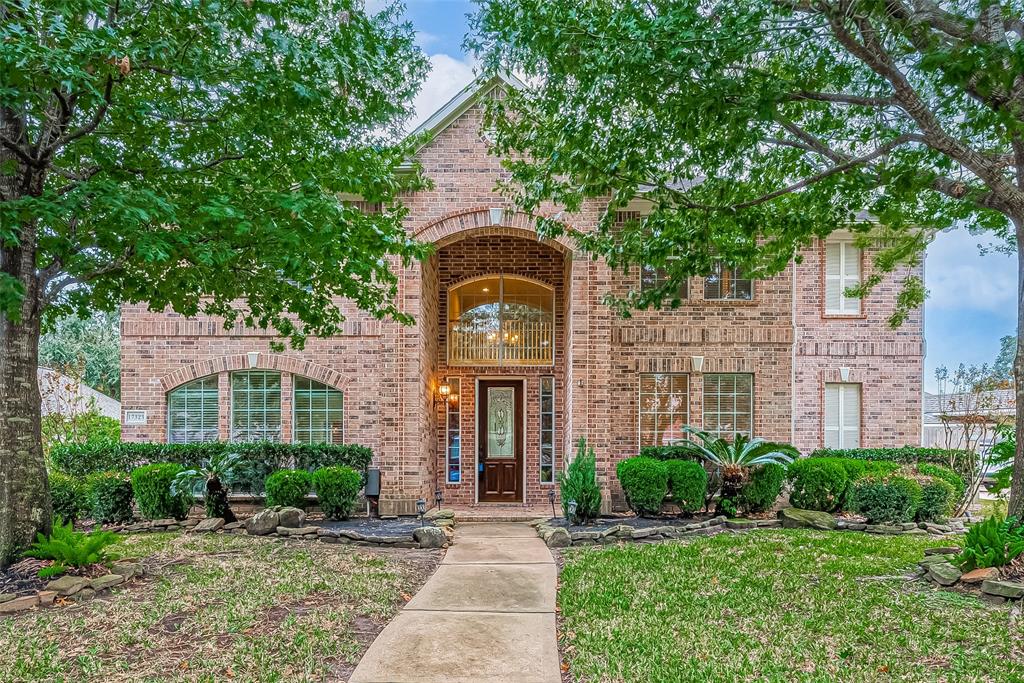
<box><xmin>22</xmin><ymin>517</ymin><xmax>121</xmax><ymax>577</ymax></box>
<box><xmin>559</xmin><ymin>438</ymin><xmax>602</xmax><ymax>525</ymax></box>
<box><xmin>956</xmin><ymin>515</ymin><xmax>1024</xmax><ymax>571</ymax></box>
<box><xmin>675</xmin><ymin>427</ymin><xmax>797</xmax><ymax>506</ymax></box>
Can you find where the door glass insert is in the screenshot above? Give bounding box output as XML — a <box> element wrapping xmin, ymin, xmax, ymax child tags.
<box><xmin>487</xmin><ymin>386</ymin><xmax>515</xmax><ymax>458</ymax></box>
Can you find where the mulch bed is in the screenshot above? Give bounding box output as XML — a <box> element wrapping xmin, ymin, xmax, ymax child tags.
<box><xmin>546</xmin><ymin>513</ymin><xmax>718</xmax><ymax>532</ymax></box>
<box><xmin>0</xmin><ymin>559</ymin><xmax>47</xmax><ymax>597</ymax></box>
<box><xmin>318</xmin><ymin>517</ymin><xmax>426</xmax><ymax>538</ymax></box>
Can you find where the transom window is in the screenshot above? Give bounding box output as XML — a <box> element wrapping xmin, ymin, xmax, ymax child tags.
<box><xmin>231</xmin><ymin>371</ymin><xmax>282</xmax><ymax>442</ymax></box>
<box><xmin>704</xmin><ymin>262</ymin><xmax>753</xmax><ymax>300</ymax></box>
<box><xmin>639</xmin><ymin>374</ymin><xmax>690</xmax><ymax>447</ymax></box>
<box><xmin>703</xmin><ymin>373</ymin><xmax>753</xmax><ymax>439</ymax></box>
<box><xmin>293</xmin><ymin>377</ymin><xmax>344</xmax><ymax>444</ymax></box>
<box><xmin>167</xmin><ymin>376</ymin><xmax>219</xmax><ymax>444</ymax></box>
<box><xmin>448</xmin><ymin>275</ymin><xmax>554</xmax><ymax>366</ymax></box>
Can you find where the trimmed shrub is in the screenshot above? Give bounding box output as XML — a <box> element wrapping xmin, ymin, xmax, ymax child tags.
<box><xmin>49</xmin><ymin>471</ymin><xmax>88</xmax><ymax>524</ymax></box>
<box><xmin>916</xmin><ymin>462</ymin><xmax>965</xmax><ymax>501</ymax></box>
<box><xmin>617</xmin><ymin>457</ymin><xmax>668</xmax><ymax>516</ymax></box>
<box><xmin>131</xmin><ymin>463</ymin><xmax>192</xmax><ymax>520</ymax></box>
<box><xmin>560</xmin><ymin>438</ymin><xmax>602</xmax><ymax>524</ymax></box>
<box><xmin>850</xmin><ymin>475</ymin><xmax>923</xmax><ymax>525</ymax></box>
<box><xmin>809</xmin><ymin>447</ymin><xmax>976</xmax><ymax>483</ymax></box>
<box><xmin>312</xmin><ymin>466</ymin><xmax>362</xmax><ymax>520</ymax></box>
<box><xmin>87</xmin><ymin>471</ymin><xmax>135</xmax><ymax>524</ymax></box>
<box><xmin>787</xmin><ymin>459</ymin><xmax>848</xmax><ymax>512</ymax></box>
<box><xmin>738</xmin><ymin>463</ymin><xmax>785</xmax><ymax>513</ymax></box>
<box><xmin>264</xmin><ymin>469</ymin><xmax>313</xmax><ymax>509</ymax></box>
<box><xmin>665</xmin><ymin>460</ymin><xmax>707</xmax><ymax>515</ymax></box>
<box><xmin>640</xmin><ymin>445</ymin><xmax>702</xmax><ymax>462</ymax></box>
<box><xmin>49</xmin><ymin>441</ymin><xmax>373</xmax><ymax>493</ymax></box>
<box><xmin>917</xmin><ymin>478</ymin><xmax>956</xmax><ymax>523</ymax></box>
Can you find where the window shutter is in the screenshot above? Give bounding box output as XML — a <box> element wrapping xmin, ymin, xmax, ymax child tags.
<box><xmin>825</xmin><ymin>242</ymin><xmax>842</xmax><ymax>312</ymax></box>
<box><xmin>841</xmin><ymin>243</ymin><xmax>861</xmax><ymax>313</ymax></box>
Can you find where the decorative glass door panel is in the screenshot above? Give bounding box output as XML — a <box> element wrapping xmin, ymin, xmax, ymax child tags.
<box><xmin>487</xmin><ymin>387</ymin><xmax>515</xmax><ymax>458</ymax></box>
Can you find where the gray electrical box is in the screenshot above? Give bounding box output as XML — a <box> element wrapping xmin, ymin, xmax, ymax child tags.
<box><xmin>365</xmin><ymin>467</ymin><xmax>381</xmax><ymax>496</ymax></box>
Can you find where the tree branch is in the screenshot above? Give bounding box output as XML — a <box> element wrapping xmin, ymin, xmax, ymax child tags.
<box><xmin>789</xmin><ymin>90</ymin><xmax>897</xmax><ymax>107</ymax></box>
<box><xmin>52</xmin><ymin>75</ymin><xmax>114</xmax><ymax>151</ymax></box>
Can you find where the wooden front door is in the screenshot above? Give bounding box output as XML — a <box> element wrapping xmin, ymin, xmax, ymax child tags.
<box><xmin>478</xmin><ymin>380</ymin><xmax>523</xmax><ymax>502</ymax></box>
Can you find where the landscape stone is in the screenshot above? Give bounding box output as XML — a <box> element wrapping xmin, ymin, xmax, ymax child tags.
<box><xmin>918</xmin><ymin>555</ymin><xmax>949</xmax><ymax>567</ymax></box>
<box><xmin>924</xmin><ymin>546</ymin><xmax>960</xmax><ymax>556</ymax></box>
<box><xmin>152</xmin><ymin>518</ymin><xmax>177</xmax><ymax>527</ymax></box>
<box><xmin>961</xmin><ymin>568</ymin><xmax>997</xmax><ymax>585</ymax></box>
<box><xmin>74</xmin><ymin>588</ymin><xmax>96</xmax><ymax>602</ymax></box>
<box><xmin>277</xmin><ymin>507</ymin><xmax>306</xmax><ymax>528</ymax></box>
<box><xmin>865</xmin><ymin>524</ymin><xmax>902</xmax><ymax>534</ymax></box>
<box><xmin>179</xmin><ymin>518</ymin><xmax>200</xmax><ymax>527</ymax></box>
<box><xmin>289</xmin><ymin>526</ymin><xmax>319</xmax><ymax>536</ymax></box>
<box><xmin>89</xmin><ymin>574</ymin><xmax>125</xmax><ymax>591</ymax></box>
<box><xmin>756</xmin><ymin>519</ymin><xmax>783</xmax><ymax>528</ymax></box>
<box><xmin>925</xmin><ymin>523</ymin><xmax>952</xmax><ymax>533</ymax></box>
<box><xmin>0</xmin><ymin>595</ymin><xmax>39</xmax><ymax>613</ymax></box>
<box><xmin>898</xmin><ymin>522</ymin><xmax>918</xmax><ymax>531</ymax></box>
<box><xmin>982</xmin><ymin>580</ymin><xmax>1024</xmax><ymax>599</ymax></box>
<box><xmin>424</xmin><ymin>508</ymin><xmax>455</xmax><ymax>521</ymax></box>
<box><xmin>37</xmin><ymin>591</ymin><xmax>56</xmax><ymax>606</ymax></box>
<box><xmin>414</xmin><ymin>526</ymin><xmax>448</xmax><ymax>548</ymax></box>
<box><xmin>222</xmin><ymin>521</ymin><xmax>243</xmax><ymax>530</ymax></box>
<box><xmin>845</xmin><ymin>522</ymin><xmax>867</xmax><ymax>531</ymax></box>
<box><xmin>245</xmin><ymin>509</ymin><xmax>280</xmax><ymax>535</ymax></box>
<box><xmin>111</xmin><ymin>562</ymin><xmax>143</xmax><ymax>580</ymax></box>
<box><xmin>191</xmin><ymin>517</ymin><xmax>225</xmax><ymax>533</ymax></box>
<box><xmin>926</xmin><ymin>562</ymin><xmax>962</xmax><ymax>586</ymax></box>
<box><xmin>0</xmin><ymin>593</ymin><xmax>16</xmax><ymax>603</ymax></box>
<box><xmin>779</xmin><ymin>508</ymin><xmax>837</xmax><ymax>531</ymax></box>
<box><xmin>726</xmin><ymin>520</ymin><xmax>758</xmax><ymax>530</ymax></box>
<box><xmin>45</xmin><ymin>575</ymin><xmax>90</xmax><ymax>596</ymax></box>
<box><xmin>544</xmin><ymin>527</ymin><xmax>572</xmax><ymax>548</ymax></box>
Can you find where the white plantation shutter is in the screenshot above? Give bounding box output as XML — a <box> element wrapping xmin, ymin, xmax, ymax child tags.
<box><xmin>824</xmin><ymin>383</ymin><xmax>861</xmax><ymax>448</ymax></box>
<box><xmin>825</xmin><ymin>241</ymin><xmax>861</xmax><ymax>314</ymax></box>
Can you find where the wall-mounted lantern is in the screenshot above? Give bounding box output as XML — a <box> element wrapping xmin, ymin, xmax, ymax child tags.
<box><xmin>435</xmin><ymin>381</ymin><xmax>456</xmax><ymax>408</ymax></box>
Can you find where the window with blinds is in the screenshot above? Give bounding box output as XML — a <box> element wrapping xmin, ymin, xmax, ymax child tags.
<box><xmin>167</xmin><ymin>376</ymin><xmax>219</xmax><ymax>443</ymax></box>
<box><xmin>540</xmin><ymin>377</ymin><xmax>555</xmax><ymax>483</ymax></box>
<box><xmin>703</xmin><ymin>373</ymin><xmax>753</xmax><ymax>439</ymax></box>
<box><xmin>824</xmin><ymin>383</ymin><xmax>861</xmax><ymax>448</ymax></box>
<box><xmin>639</xmin><ymin>374</ymin><xmax>690</xmax><ymax>446</ymax></box>
<box><xmin>231</xmin><ymin>371</ymin><xmax>282</xmax><ymax>442</ymax></box>
<box><xmin>704</xmin><ymin>261</ymin><xmax>753</xmax><ymax>300</ymax></box>
<box><xmin>825</xmin><ymin>240</ymin><xmax>861</xmax><ymax>315</ymax></box>
<box><xmin>293</xmin><ymin>377</ymin><xmax>344</xmax><ymax>444</ymax></box>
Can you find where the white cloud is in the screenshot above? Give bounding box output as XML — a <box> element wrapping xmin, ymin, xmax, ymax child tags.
<box><xmin>409</xmin><ymin>53</ymin><xmax>477</xmax><ymax>131</ymax></box>
<box><xmin>925</xmin><ymin>228</ymin><xmax>1016</xmax><ymax>313</ymax></box>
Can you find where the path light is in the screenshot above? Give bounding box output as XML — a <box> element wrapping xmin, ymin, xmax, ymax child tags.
<box><xmin>567</xmin><ymin>499</ymin><xmax>578</xmax><ymax>524</ymax></box>
<box><xmin>434</xmin><ymin>488</ymin><xmax>443</xmax><ymax>510</ymax></box>
<box><xmin>548</xmin><ymin>489</ymin><xmax>557</xmax><ymax>520</ymax></box>
<box><xmin>416</xmin><ymin>498</ymin><xmax>427</xmax><ymax>526</ymax></box>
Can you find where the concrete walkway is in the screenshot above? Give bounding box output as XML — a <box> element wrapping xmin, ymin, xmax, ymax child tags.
<box><xmin>349</xmin><ymin>522</ymin><xmax>561</xmax><ymax>683</ymax></box>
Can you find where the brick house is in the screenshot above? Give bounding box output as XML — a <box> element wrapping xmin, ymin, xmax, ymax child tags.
<box><xmin>120</xmin><ymin>74</ymin><xmax>923</xmax><ymax>515</ymax></box>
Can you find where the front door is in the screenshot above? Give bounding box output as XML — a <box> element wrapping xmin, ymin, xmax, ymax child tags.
<box><xmin>478</xmin><ymin>380</ymin><xmax>523</xmax><ymax>502</ymax></box>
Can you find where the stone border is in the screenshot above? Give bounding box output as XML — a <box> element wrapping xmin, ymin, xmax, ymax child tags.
<box><xmin>0</xmin><ymin>561</ymin><xmax>144</xmax><ymax>616</ymax></box>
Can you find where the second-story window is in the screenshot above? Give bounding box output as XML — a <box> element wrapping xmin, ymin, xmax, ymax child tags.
<box><xmin>448</xmin><ymin>275</ymin><xmax>554</xmax><ymax>366</ymax></box>
<box><xmin>704</xmin><ymin>261</ymin><xmax>753</xmax><ymax>301</ymax></box>
<box><xmin>641</xmin><ymin>265</ymin><xmax>688</xmax><ymax>300</ymax></box>
<box><xmin>825</xmin><ymin>239</ymin><xmax>862</xmax><ymax>315</ymax></box>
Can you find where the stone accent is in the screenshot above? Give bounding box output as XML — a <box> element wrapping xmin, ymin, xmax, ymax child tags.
<box><xmin>779</xmin><ymin>508</ymin><xmax>837</xmax><ymax>530</ymax></box>
<box><xmin>277</xmin><ymin>507</ymin><xmax>306</xmax><ymax>528</ymax></box>
<box><xmin>191</xmin><ymin>517</ymin><xmax>225</xmax><ymax>533</ymax></box>
<box><xmin>413</xmin><ymin>526</ymin><xmax>447</xmax><ymax>549</ymax></box>
<box><xmin>960</xmin><ymin>568</ymin><xmax>997</xmax><ymax>585</ymax></box>
<box><xmin>90</xmin><ymin>574</ymin><xmax>125</xmax><ymax>591</ymax></box>
<box><xmin>245</xmin><ymin>509</ymin><xmax>281</xmax><ymax>536</ymax></box>
<box><xmin>0</xmin><ymin>595</ymin><xmax>39</xmax><ymax>613</ymax></box>
<box><xmin>45</xmin><ymin>575</ymin><xmax>90</xmax><ymax>596</ymax></box>
<box><xmin>925</xmin><ymin>562</ymin><xmax>962</xmax><ymax>586</ymax></box>
<box><xmin>982</xmin><ymin>580</ymin><xmax>1024</xmax><ymax>599</ymax></box>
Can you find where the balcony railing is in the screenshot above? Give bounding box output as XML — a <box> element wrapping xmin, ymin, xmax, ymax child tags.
<box><xmin>449</xmin><ymin>318</ymin><xmax>553</xmax><ymax>366</ymax></box>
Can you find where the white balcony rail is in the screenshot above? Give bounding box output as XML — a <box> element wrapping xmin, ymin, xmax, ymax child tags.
<box><xmin>449</xmin><ymin>318</ymin><xmax>553</xmax><ymax>366</ymax></box>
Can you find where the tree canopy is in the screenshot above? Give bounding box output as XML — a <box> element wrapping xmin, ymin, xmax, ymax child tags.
<box><xmin>39</xmin><ymin>311</ymin><xmax>120</xmax><ymax>398</ymax></box>
<box><xmin>471</xmin><ymin>0</ymin><xmax>1024</xmax><ymax>513</ymax></box>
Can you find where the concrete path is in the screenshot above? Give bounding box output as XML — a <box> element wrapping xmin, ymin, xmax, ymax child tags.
<box><xmin>349</xmin><ymin>522</ymin><xmax>560</xmax><ymax>683</ymax></box>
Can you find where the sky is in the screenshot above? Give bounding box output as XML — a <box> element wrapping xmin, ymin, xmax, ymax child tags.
<box><xmin>393</xmin><ymin>0</ymin><xmax>1019</xmax><ymax>391</ymax></box>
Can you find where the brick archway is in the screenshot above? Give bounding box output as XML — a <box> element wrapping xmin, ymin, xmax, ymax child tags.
<box><xmin>414</xmin><ymin>207</ymin><xmax>575</xmax><ymax>253</ymax></box>
<box><xmin>159</xmin><ymin>353</ymin><xmax>350</xmax><ymax>393</ymax></box>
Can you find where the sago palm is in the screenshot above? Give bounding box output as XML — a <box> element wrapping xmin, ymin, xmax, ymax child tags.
<box><xmin>676</xmin><ymin>427</ymin><xmax>797</xmax><ymax>503</ymax></box>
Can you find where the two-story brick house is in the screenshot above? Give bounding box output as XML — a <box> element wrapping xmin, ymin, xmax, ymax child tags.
<box><xmin>120</xmin><ymin>74</ymin><xmax>923</xmax><ymax>515</ymax></box>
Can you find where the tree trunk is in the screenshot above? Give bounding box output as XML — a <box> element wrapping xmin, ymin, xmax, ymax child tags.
<box><xmin>1011</xmin><ymin>219</ymin><xmax>1024</xmax><ymax>518</ymax></box>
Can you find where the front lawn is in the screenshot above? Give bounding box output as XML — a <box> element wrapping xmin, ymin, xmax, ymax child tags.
<box><xmin>559</xmin><ymin>530</ymin><xmax>1022</xmax><ymax>682</ymax></box>
<box><xmin>1</xmin><ymin>532</ymin><xmax>439</xmax><ymax>682</ymax></box>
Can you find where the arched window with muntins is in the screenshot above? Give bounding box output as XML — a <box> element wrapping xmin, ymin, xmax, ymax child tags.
<box><xmin>167</xmin><ymin>376</ymin><xmax>219</xmax><ymax>444</ymax></box>
<box><xmin>448</xmin><ymin>275</ymin><xmax>554</xmax><ymax>366</ymax></box>
<box><xmin>293</xmin><ymin>377</ymin><xmax>344</xmax><ymax>444</ymax></box>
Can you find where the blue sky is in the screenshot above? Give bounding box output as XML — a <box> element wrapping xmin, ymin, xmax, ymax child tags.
<box><xmin>392</xmin><ymin>0</ymin><xmax>1018</xmax><ymax>390</ymax></box>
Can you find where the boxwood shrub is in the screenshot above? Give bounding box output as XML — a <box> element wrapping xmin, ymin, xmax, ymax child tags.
<box><xmin>916</xmin><ymin>462</ymin><xmax>965</xmax><ymax>502</ymax></box>
<box><xmin>787</xmin><ymin>459</ymin><xmax>849</xmax><ymax>512</ymax></box>
<box><xmin>917</xmin><ymin>477</ymin><xmax>956</xmax><ymax>522</ymax></box>
<box><xmin>49</xmin><ymin>471</ymin><xmax>88</xmax><ymax>523</ymax></box>
<box><xmin>87</xmin><ymin>471</ymin><xmax>135</xmax><ymax>524</ymax></box>
<box><xmin>809</xmin><ymin>447</ymin><xmax>976</xmax><ymax>483</ymax></box>
<box><xmin>639</xmin><ymin>445</ymin><xmax>702</xmax><ymax>462</ymax></box>
<box><xmin>131</xmin><ymin>463</ymin><xmax>192</xmax><ymax>520</ymax></box>
<box><xmin>265</xmin><ymin>469</ymin><xmax>313</xmax><ymax>509</ymax></box>
<box><xmin>850</xmin><ymin>475</ymin><xmax>923</xmax><ymax>525</ymax></box>
<box><xmin>664</xmin><ymin>460</ymin><xmax>707</xmax><ymax>515</ymax></box>
<box><xmin>616</xmin><ymin>457</ymin><xmax>668</xmax><ymax>516</ymax></box>
<box><xmin>312</xmin><ymin>466</ymin><xmax>362</xmax><ymax>520</ymax></box>
<box><xmin>738</xmin><ymin>463</ymin><xmax>785</xmax><ymax>513</ymax></box>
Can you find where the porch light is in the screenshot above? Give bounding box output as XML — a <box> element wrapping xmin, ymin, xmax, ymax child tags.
<box><xmin>548</xmin><ymin>489</ymin><xmax>557</xmax><ymax>520</ymax></box>
<box><xmin>435</xmin><ymin>381</ymin><xmax>453</xmax><ymax>408</ymax></box>
<box><xmin>416</xmin><ymin>498</ymin><xmax>427</xmax><ymax>526</ymax></box>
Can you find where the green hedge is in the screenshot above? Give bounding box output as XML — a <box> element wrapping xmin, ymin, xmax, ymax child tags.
<box><xmin>788</xmin><ymin>457</ymin><xmax>900</xmax><ymax>512</ymax></box>
<box><xmin>616</xmin><ymin>457</ymin><xmax>668</xmax><ymax>516</ymax></box>
<box><xmin>850</xmin><ymin>476</ymin><xmax>923</xmax><ymax>525</ymax></box>
<box><xmin>49</xmin><ymin>472</ymin><xmax>88</xmax><ymax>523</ymax></box>
<box><xmin>131</xmin><ymin>463</ymin><xmax>192</xmax><ymax>520</ymax></box>
<box><xmin>665</xmin><ymin>460</ymin><xmax>707</xmax><ymax>514</ymax></box>
<box><xmin>738</xmin><ymin>463</ymin><xmax>785</xmax><ymax>514</ymax></box>
<box><xmin>809</xmin><ymin>447</ymin><xmax>976</xmax><ymax>482</ymax></box>
<box><xmin>312</xmin><ymin>466</ymin><xmax>362</xmax><ymax>520</ymax></box>
<box><xmin>916</xmin><ymin>463</ymin><xmax>965</xmax><ymax>502</ymax></box>
<box><xmin>265</xmin><ymin>469</ymin><xmax>313</xmax><ymax>509</ymax></box>
<box><xmin>639</xmin><ymin>445</ymin><xmax>702</xmax><ymax>462</ymax></box>
<box><xmin>87</xmin><ymin>472</ymin><xmax>135</xmax><ymax>524</ymax></box>
<box><xmin>917</xmin><ymin>478</ymin><xmax>956</xmax><ymax>522</ymax></box>
<box><xmin>50</xmin><ymin>441</ymin><xmax>373</xmax><ymax>493</ymax></box>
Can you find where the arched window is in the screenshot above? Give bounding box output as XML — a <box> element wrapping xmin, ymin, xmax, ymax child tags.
<box><xmin>448</xmin><ymin>275</ymin><xmax>554</xmax><ymax>366</ymax></box>
<box><xmin>293</xmin><ymin>377</ymin><xmax>344</xmax><ymax>444</ymax></box>
<box><xmin>167</xmin><ymin>376</ymin><xmax>219</xmax><ymax>444</ymax></box>
<box><xmin>231</xmin><ymin>371</ymin><xmax>282</xmax><ymax>442</ymax></box>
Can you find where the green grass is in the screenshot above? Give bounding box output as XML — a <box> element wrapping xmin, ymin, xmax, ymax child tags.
<box><xmin>1</xmin><ymin>532</ymin><xmax>434</xmax><ymax>682</ymax></box>
<box><xmin>559</xmin><ymin>530</ymin><xmax>1022</xmax><ymax>682</ymax></box>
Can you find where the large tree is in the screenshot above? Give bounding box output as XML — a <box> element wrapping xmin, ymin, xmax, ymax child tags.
<box><xmin>471</xmin><ymin>0</ymin><xmax>1024</xmax><ymax>515</ymax></box>
<box><xmin>0</xmin><ymin>0</ymin><xmax>428</xmax><ymax>564</ymax></box>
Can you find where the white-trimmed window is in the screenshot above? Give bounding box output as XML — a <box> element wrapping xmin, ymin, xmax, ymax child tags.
<box><xmin>446</xmin><ymin>377</ymin><xmax>461</xmax><ymax>484</ymax></box>
<box><xmin>639</xmin><ymin>374</ymin><xmax>690</xmax><ymax>447</ymax></box>
<box><xmin>704</xmin><ymin>262</ymin><xmax>753</xmax><ymax>300</ymax></box>
<box><xmin>540</xmin><ymin>377</ymin><xmax>555</xmax><ymax>483</ymax></box>
<box><xmin>641</xmin><ymin>265</ymin><xmax>688</xmax><ymax>300</ymax></box>
<box><xmin>293</xmin><ymin>377</ymin><xmax>344</xmax><ymax>444</ymax></box>
<box><xmin>825</xmin><ymin>239</ymin><xmax>862</xmax><ymax>315</ymax></box>
<box><xmin>231</xmin><ymin>371</ymin><xmax>282</xmax><ymax>442</ymax></box>
<box><xmin>167</xmin><ymin>376</ymin><xmax>219</xmax><ymax>443</ymax></box>
<box><xmin>703</xmin><ymin>373</ymin><xmax>753</xmax><ymax>439</ymax></box>
<box><xmin>824</xmin><ymin>383</ymin><xmax>861</xmax><ymax>448</ymax></box>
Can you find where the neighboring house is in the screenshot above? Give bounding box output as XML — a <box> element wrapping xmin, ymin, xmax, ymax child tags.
<box><xmin>922</xmin><ymin>389</ymin><xmax>1015</xmax><ymax>457</ymax></box>
<box><xmin>120</xmin><ymin>74</ymin><xmax>923</xmax><ymax>513</ymax></box>
<box><xmin>38</xmin><ymin>367</ymin><xmax>121</xmax><ymax>420</ymax></box>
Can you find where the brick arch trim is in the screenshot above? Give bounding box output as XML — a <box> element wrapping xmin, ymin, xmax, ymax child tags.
<box><xmin>414</xmin><ymin>207</ymin><xmax>575</xmax><ymax>254</ymax></box>
<box><xmin>159</xmin><ymin>353</ymin><xmax>351</xmax><ymax>393</ymax></box>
